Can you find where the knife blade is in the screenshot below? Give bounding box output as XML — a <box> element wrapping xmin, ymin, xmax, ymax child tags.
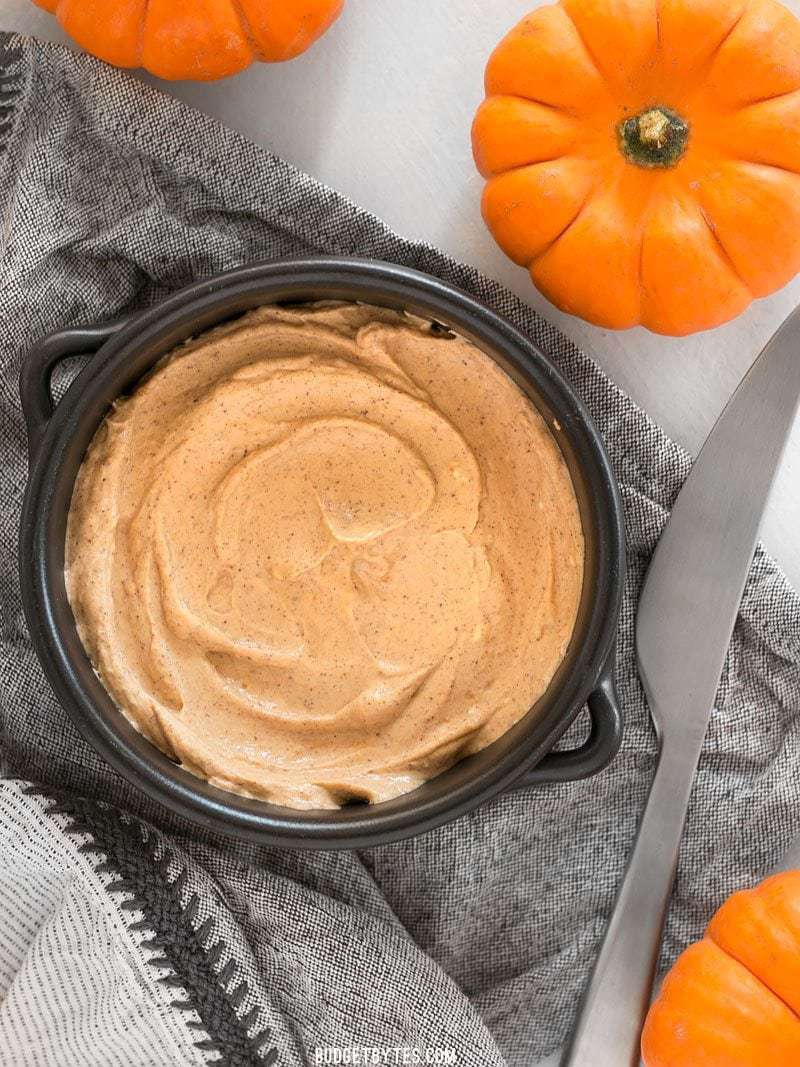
<box><xmin>562</xmin><ymin>305</ymin><xmax>800</xmax><ymax>1067</ymax></box>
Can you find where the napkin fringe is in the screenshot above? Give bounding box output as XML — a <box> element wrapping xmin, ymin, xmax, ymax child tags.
<box><xmin>21</xmin><ymin>782</ymin><xmax>276</xmax><ymax>1067</ymax></box>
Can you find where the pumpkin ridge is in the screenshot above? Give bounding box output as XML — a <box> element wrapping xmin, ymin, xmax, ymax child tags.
<box><xmin>558</xmin><ymin>5</ymin><xmax>610</xmax><ymax>93</ymax></box>
<box><xmin>136</xmin><ymin>0</ymin><xmax>150</xmax><ymax>66</ymax></box>
<box><xmin>735</xmin><ymin>156</ymin><xmax>800</xmax><ymax>179</ymax></box>
<box><xmin>659</xmin><ymin>1</ymin><xmax>752</xmax><ymax>113</ymax></box>
<box><xmin>707</xmin><ymin>925</ymin><xmax>800</xmax><ymax>1025</ymax></box>
<box><xmin>500</xmin><ymin>92</ymin><xmax>581</xmax><ymax>120</ymax></box>
<box><xmin>634</xmin><ymin>175</ymin><xmax>681</xmax><ymax>328</ymax></box>
<box><xmin>529</xmin><ymin>178</ymin><xmax>599</xmax><ymax>268</ymax></box>
<box><xmin>740</xmin><ymin>84</ymin><xmax>800</xmax><ymax>110</ymax></box>
<box><xmin>695</xmin><ymin>0</ymin><xmax>751</xmax><ymax>87</ymax></box>
<box><xmin>697</xmin><ymin>203</ymin><xmax>753</xmax><ymax>295</ymax></box>
<box><xmin>654</xmin><ymin>2</ymin><xmax>751</xmax><ymax>113</ymax></box>
<box><xmin>228</xmin><ymin>0</ymin><xmax>261</xmax><ymax>60</ymax></box>
<box><xmin>485</xmin><ymin>157</ymin><xmax>572</xmax><ymax>180</ymax></box>
<box><xmin>283</xmin><ymin>22</ymin><xmax>319</xmax><ymax>59</ymax></box>
<box><xmin>636</xmin><ymin>197</ymin><xmax>656</xmax><ymax>320</ymax></box>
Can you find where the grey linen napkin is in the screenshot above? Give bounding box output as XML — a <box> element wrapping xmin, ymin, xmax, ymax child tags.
<box><xmin>1</xmin><ymin>29</ymin><xmax>800</xmax><ymax>1067</ymax></box>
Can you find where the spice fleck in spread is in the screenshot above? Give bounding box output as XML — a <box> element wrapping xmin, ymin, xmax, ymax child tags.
<box><xmin>66</xmin><ymin>303</ymin><xmax>584</xmax><ymax>809</ymax></box>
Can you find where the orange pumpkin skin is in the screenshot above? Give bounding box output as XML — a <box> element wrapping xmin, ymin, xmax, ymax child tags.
<box><xmin>642</xmin><ymin>871</ymin><xmax>800</xmax><ymax>1066</ymax></box>
<box><xmin>472</xmin><ymin>0</ymin><xmax>800</xmax><ymax>336</ymax></box>
<box><xmin>33</xmin><ymin>0</ymin><xmax>344</xmax><ymax>81</ymax></box>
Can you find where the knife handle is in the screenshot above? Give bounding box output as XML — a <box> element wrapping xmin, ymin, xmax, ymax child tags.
<box><xmin>560</xmin><ymin>735</ymin><xmax>703</xmax><ymax>1067</ymax></box>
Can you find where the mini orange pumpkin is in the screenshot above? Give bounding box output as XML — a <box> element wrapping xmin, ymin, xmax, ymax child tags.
<box><xmin>642</xmin><ymin>870</ymin><xmax>800</xmax><ymax>1066</ymax></box>
<box><xmin>33</xmin><ymin>0</ymin><xmax>344</xmax><ymax>81</ymax></box>
<box><xmin>472</xmin><ymin>0</ymin><xmax>800</xmax><ymax>336</ymax></box>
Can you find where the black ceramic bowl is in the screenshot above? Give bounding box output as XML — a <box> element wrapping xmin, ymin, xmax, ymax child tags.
<box><xmin>19</xmin><ymin>258</ymin><xmax>625</xmax><ymax>849</ymax></box>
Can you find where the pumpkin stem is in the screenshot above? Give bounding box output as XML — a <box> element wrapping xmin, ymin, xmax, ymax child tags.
<box><xmin>619</xmin><ymin>107</ymin><xmax>689</xmax><ymax>169</ymax></box>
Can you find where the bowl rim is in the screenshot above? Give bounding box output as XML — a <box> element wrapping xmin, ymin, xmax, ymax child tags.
<box><xmin>19</xmin><ymin>257</ymin><xmax>625</xmax><ymax>848</ymax></box>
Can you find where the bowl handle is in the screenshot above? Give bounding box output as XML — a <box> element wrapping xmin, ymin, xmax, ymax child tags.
<box><xmin>514</xmin><ymin>661</ymin><xmax>622</xmax><ymax>787</ymax></box>
<box><xmin>20</xmin><ymin>320</ymin><xmax>130</xmax><ymax>461</ymax></box>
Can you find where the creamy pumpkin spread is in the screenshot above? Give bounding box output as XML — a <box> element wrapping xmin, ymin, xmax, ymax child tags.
<box><xmin>66</xmin><ymin>303</ymin><xmax>584</xmax><ymax>809</ymax></box>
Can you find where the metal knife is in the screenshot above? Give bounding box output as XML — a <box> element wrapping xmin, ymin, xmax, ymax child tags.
<box><xmin>561</xmin><ymin>305</ymin><xmax>800</xmax><ymax>1067</ymax></box>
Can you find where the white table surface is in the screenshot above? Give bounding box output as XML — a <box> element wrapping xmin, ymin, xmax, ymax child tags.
<box><xmin>5</xmin><ymin>4</ymin><xmax>800</xmax><ymax>1063</ymax></box>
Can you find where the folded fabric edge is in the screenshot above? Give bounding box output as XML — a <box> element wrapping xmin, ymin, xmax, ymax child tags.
<box><xmin>0</xmin><ymin>777</ymin><xmax>277</xmax><ymax>1066</ymax></box>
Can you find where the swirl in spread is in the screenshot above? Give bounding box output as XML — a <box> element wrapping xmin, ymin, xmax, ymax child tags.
<box><xmin>66</xmin><ymin>303</ymin><xmax>584</xmax><ymax>809</ymax></box>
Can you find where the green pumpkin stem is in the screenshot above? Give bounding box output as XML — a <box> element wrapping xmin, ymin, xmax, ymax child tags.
<box><xmin>619</xmin><ymin>107</ymin><xmax>690</xmax><ymax>169</ymax></box>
